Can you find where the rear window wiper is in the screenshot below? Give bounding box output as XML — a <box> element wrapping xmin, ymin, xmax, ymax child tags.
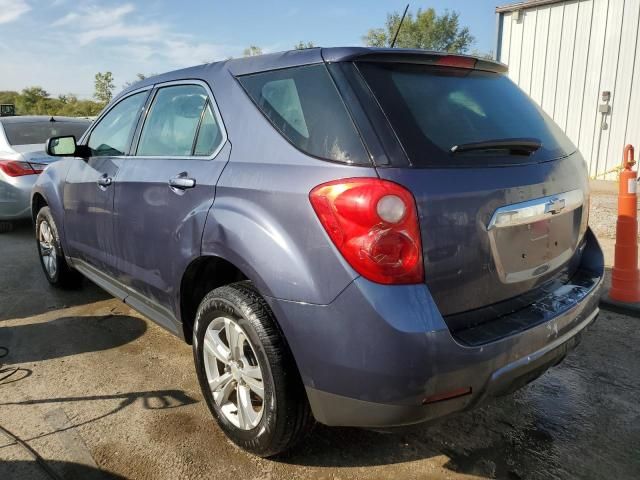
<box><xmin>450</xmin><ymin>138</ymin><xmax>542</xmax><ymax>156</ymax></box>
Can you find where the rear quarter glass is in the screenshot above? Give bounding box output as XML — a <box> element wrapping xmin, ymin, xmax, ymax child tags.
<box><xmin>237</xmin><ymin>64</ymin><xmax>371</xmax><ymax>165</ymax></box>
<box><xmin>356</xmin><ymin>62</ymin><xmax>576</xmax><ymax>167</ymax></box>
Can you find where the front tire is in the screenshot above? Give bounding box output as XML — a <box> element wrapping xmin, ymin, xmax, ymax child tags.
<box><xmin>35</xmin><ymin>206</ymin><xmax>82</xmax><ymax>288</ymax></box>
<box><xmin>193</xmin><ymin>281</ymin><xmax>314</xmax><ymax>456</ymax></box>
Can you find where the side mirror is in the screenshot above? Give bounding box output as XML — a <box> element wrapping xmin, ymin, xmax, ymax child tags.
<box><xmin>46</xmin><ymin>135</ymin><xmax>77</xmax><ymax>156</ymax></box>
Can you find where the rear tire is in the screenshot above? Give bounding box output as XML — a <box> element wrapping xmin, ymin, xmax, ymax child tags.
<box><xmin>0</xmin><ymin>221</ymin><xmax>13</xmax><ymax>234</ymax></box>
<box><xmin>35</xmin><ymin>207</ymin><xmax>83</xmax><ymax>288</ymax></box>
<box><xmin>193</xmin><ymin>281</ymin><xmax>314</xmax><ymax>456</ymax></box>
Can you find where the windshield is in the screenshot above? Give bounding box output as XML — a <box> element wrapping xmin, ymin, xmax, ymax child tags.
<box><xmin>357</xmin><ymin>62</ymin><xmax>575</xmax><ymax>166</ymax></box>
<box><xmin>3</xmin><ymin>121</ymin><xmax>90</xmax><ymax>146</ymax></box>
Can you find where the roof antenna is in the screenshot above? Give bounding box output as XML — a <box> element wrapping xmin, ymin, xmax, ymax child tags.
<box><xmin>390</xmin><ymin>4</ymin><xmax>410</xmax><ymax>48</ymax></box>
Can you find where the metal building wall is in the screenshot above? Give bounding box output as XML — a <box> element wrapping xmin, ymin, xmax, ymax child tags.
<box><xmin>496</xmin><ymin>0</ymin><xmax>640</xmax><ymax>179</ymax></box>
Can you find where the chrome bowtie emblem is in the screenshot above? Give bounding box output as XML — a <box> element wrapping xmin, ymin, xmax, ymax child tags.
<box><xmin>545</xmin><ymin>197</ymin><xmax>566</xmax><ymax>215</ymax></box>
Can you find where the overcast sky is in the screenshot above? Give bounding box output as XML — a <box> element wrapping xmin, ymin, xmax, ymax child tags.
<box><xmin>0</xmin><ymin>0</ymin><xmax>500</xmax><ymax>98</ymax></box>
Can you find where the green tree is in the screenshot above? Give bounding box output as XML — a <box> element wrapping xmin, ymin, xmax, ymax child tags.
<box><xmin>18</xmin><ymin>86</ymin><xmax>50</xmax><ymax>113</ymax></box>
<box><xmin>294</xmin><ymin>41</ymin><xmax>316</xmax><ymax>50</ymax></box>
<box><xmin>243</xmin><ymin>45</ymin><xmax>263</xmax><ymax>57</ymax></box>
<box><xmin>94</xmin><ymin>71</ymin><xmax>115</xmax><ymax>105</ymax></box>
<box><xmin>363</xmin><ymin>8</ymin><xmax>474</xmax><ymax>53</ymax></box>
<box><xmin>0</xmin><ymin>87</ymin><xmax>103</xmax><ymax>116</ymax></box>
<box><xmin>0</xmin><ymin>86</ymin><xmax>102</xmax><ymax>116</ymax></box>
<box><xmin>123</xmin><ymin>73</ymin><xmax>153</xmax><ymax>89</ymax></box>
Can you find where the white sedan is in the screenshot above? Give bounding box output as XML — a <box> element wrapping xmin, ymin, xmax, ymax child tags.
<box><xmin>0</xmin><ymin>116</ymin><xmax>90</xmax><ymax>232</ymax></box>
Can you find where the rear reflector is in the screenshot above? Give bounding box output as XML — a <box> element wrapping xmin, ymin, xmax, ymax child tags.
<box><xmin>422</xmin><ymin>387</ymin><xmax>472</xmax><ymax>405</ymax></box>
<box><xmin>0</xmin><ymin>160</ymin><xmax>39</xmax><ymax>177</ymax></box>
<box><xmin>435</xmin><ymin>55</ymin><xmax>477</xmax><ymax>69</ymax></box>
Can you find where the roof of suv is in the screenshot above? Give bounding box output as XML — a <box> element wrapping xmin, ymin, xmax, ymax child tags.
<box><xmin>120</xmin><ymin>47</ymin><xmax>507</xmax><ymax>98</ymax></box>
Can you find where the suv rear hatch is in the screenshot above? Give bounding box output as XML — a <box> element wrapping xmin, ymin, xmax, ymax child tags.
<box><xmin>352</xmin><ymin>57</ymin><xmax>590</xmax><ymax>328</ymax></box>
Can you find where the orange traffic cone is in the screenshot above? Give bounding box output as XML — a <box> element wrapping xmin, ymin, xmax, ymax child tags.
<box><xmin>609</xmin><ymin>144</ymin><xmax>640</xmax><ymax>303</ymax></box>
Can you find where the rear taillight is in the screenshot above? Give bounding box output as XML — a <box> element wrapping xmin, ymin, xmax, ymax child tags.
<box><xmin>29</xmin><ymin>162</ymin><xmax>46</xmax><ymax>174</ymax></box>
<box><xmin>0</xmin><ymin>160</ymin><xmax>39</xmax><ymax>177</ymax></box>
<box><xmin>310</xmin><ymin>178</ymin><xmax>424</xmax><ymax>285</ymax></box>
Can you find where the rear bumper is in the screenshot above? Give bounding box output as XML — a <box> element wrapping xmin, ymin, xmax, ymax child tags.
<box><xmin>266</xmin><ymin>229</ymin><xmax>604</xmax><ymax>428</ymax></box>
<box><xmin>0</xmin><ymin>174</ymin><xmax>36</xmax><ymax>220</ymax></box>
<box><xmin>305</xmin><ymin>306</ymin><xmax>597</xmax><ymax>427</ymax></box>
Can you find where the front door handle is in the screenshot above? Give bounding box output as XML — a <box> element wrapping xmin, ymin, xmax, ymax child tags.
<box><xmin>169</xmin><ymin>174</ymin><xmax>196</xmax><ymax>191</ymax></box>
<box><xmin>97</xmin><ymin>174</ymin><xmax>112</xmax><ymax>188</ymax></box>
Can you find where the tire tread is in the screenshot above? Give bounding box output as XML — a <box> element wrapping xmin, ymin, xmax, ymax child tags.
<box><xmin>35</xmin><ymin>207</ymin><xmax>83</xmax><ymax>289</ymax></box>
<box><xmin>194</xmin><ymin>281</ymin><xmax>314</xmax><ymax>456</ymax></box>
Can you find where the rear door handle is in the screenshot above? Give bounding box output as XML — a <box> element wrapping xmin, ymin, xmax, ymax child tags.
<box><xmin>169</xmin><ymin>175</ymin><xmax>196</xmax><ymax>190</ymax></box>
<box><xmin>97</xmin><ymin>175</ymin><xmax>112</xmax><ymax>188</ymax></box>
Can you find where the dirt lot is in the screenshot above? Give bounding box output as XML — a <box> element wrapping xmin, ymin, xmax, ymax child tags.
<box><xmin>1</xmin><ymin>185</ymin><xmax>639</xmax><ymax>480</ymax></box>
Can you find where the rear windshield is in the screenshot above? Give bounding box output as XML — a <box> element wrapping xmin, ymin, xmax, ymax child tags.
<box><xmin>238</xmin><ymin>64</ymin><xmax>370</xmax><ymax>165</ymax></box>
<box><xmin>3</xmin><ymin>121</ymin><xmax>90</xmax><ymax>146</ymax></box>
<box><xmin>357</xmin><ymin>62</ymin><xmax>575</xmax><ymax>166</ymax></box>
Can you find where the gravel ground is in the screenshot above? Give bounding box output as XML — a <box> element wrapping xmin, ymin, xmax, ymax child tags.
<box><xmin>589</xmin><ymin>180</ymin><xmax>640</xmax><ymax>239</ymax></box>
<box><xmin>1</xmin><ymin>185</ymin><xmax>639</xmax><ymax>480</ymax></box>
<box><xmin>589</xmin><ymin>192</ymin><xmax>619</xmax><ymax>241</ymax></box>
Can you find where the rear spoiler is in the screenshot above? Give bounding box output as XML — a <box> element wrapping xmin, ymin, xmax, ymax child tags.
<box><xmin>227</xmin><ymin>47</ymin><xmax>509</xmax><ymax>77</ymax></box>
<box><xmin>321</xmin><ymin>48</ymin><xmax>508</xmax><ymax>74</ymax></box>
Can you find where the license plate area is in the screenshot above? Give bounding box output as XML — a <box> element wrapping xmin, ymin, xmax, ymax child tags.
<box><xmin>488</xmin><ymin>190</ymin><xmax>584</xmax><ymax>284</ymax></box>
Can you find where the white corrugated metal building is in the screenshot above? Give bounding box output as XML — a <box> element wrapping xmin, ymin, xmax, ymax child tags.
<box><xmin>495</xmin><ymin>0</ymin><xmax>639</xmax><ymax>179</ymax></box>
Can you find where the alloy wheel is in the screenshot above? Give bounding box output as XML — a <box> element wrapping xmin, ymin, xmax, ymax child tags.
<box><xmin>38</xmin><ymin>220</ymin><xmax>57</xmax><ymax>278</ymax></box>
<box><xmin>203</xmin><ymin>316</ymin><xmax>265</xmax><ymax>430</ymax></box>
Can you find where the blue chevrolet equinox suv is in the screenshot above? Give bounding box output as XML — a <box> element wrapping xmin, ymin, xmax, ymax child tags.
<box><xmin>33</xmin><ymin>48</ymin><xmax>604</xmax><ymax>456</ymax></box>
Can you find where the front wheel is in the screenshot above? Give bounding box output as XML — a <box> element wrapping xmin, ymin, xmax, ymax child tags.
<box><xmin>193</xmin><ymin>281</ymin><xmax>314</xmax><ymax>456</ymax></box>
<box><xmin>35</xmin><ymin>207</ymin><xmax>82</xmax><ymax>288</ymax></box>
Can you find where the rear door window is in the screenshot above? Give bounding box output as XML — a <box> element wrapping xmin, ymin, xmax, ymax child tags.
<box><xmin>239</xmin><ymin>64</ymin><xmax>370</xmax><ymax>165</ymax></box>
<box><xmin>357</xmin><ymin>62</ymin><xmax>576</xmax><ymax>166</ymax></box>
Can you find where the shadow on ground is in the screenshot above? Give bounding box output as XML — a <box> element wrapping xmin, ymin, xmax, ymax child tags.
<box><xmin>0</xmin><ymin>460</ymin><xmax>127</xmax><ymax>480</ymax></box>
<box><xmin>0</xmin><ymin>220</ymin><xmax>110</xmax><ymax>322</ymax></box>
<box><xmin>0</xmin><ymin>345</ymin><xmax>32</xmax><ymax>386</ymax></box>
<box><xmin>0</xmin><ymin>314</ymin><xmax>147</xmax><ymax>364</ymax></box>
<box><xmin>1</xmin><ymin>389</ymin><xmax>198</xmax><ymax>411</ymax></box>
<box><xmin>272</xmin><ymin>399</ymin><xmax>546</xmax><ymax>479</ymax></box>
<box><xmin>0</xmin><ymin>283</ymin><xmax>110</xmax><ymax>322</ymax></box>
<box><xmin>1</xmin><ymin>389</ymin><xmax>198</xmax><ymax>445</ymax></box>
